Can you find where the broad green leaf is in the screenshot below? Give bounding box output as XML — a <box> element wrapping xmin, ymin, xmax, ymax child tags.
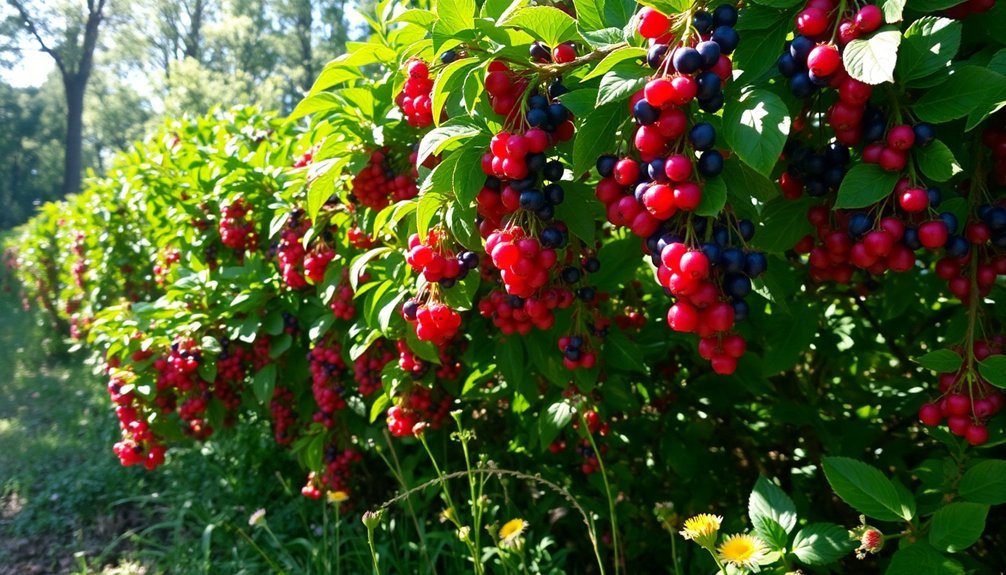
<box><xmin>978</xmin><ymin>356</ymin><xmax>1006</xmax><ymax>388</ymax></box>
<box><xmin>583</xmin><ymin>47</ymin><xmax>647</xmax><ymax>81</ymax></box>
<box><xmin>897</xmin><ymin>17</ymin><xmax>961</xmax><ymax>83</ymax></box>
<box><xmin>596</xmin><ymin>61</ymin><xmax>650</xmax><ymax>107</ymax></box>
<box><xmin>791</xmin><ymin>523</ymin><xmax>856</xmax><ymax>566</ymax></box>
<box><xmin>914</xmin><ymin>140</ymin><xmax>962</xmax><ymax>182</ymax></box>
<box><xmin>288</xmin><ymin>93</ymin><xmax>342</xmax><ymax>122</ymax></box>
<box><xmin>432</xmin><ymin>57</ymin><xmax>479</xmax><ymax>127</ymax></box>
<box><xmin>958</xmin><ymin>460</ymin><xmax>1006</xmax><ymax>504</ymax></box>
<box><xmin>451</xmin><ymin>145</ymin><xmax>489</xmax><ymax>205</ymax></box>
<box><xmin>723</xmin><ymin>89</ymin><xmax>791</xmax><ymax>177</ymax></box>
<box><xmin>695</xmin><ymin>176</ymin><xmax>727</xmax><ymax>216</ymax></box>
<box><xmin>732</xmin><ymin>25</ymin><xmax>790</xmax><ymax>83</ymax></box>
<box><xmin>573</xmin><ymin>103</ymin><xmax>623</xmax><ymax>178</ymax></box>
<box><xmin>913</xmin><ymin>349</ymin><xmax>963</xmax><ymax>373</ymax></box>
<box><xmin>638</xmin><ymin>0</ymin><xmax>695</xmax><ymax>14</ymax></box>
<box><xmin>913</xmin><ymin>66</ymin><xmax>1006</xmax><ymax>124</ymax></box>
<box><xmin>369</xmin><ymin>393</ymin><xmax>391</xmax><ymax>423</ymax></box>
<box><xmin>498</xmin><ymin>6</ymin><xmax>581</xmax><ymax>47</ymax></box>
<box><xmin>575</xmin><ymin>0</ymin><xmax>634</xmax><ymax>31</ymax></box>
<box><xmin>417</xmin><ymin>123</ymin><xmax>482</xmax><ymax>167</ymax></box>
<box><xmin>761</xmin><ymin>302</ymin><xmax>817</xmax><ymax>374</ymax></box>
<box><xmin>496</xmin><ymin>337</ymin><xmax>527</xmax><ymax>396</ymax></box>
<box><xmin>822</xmin><ymin>457</ymin><xmax>915</xmax><ymax>522</ymax></box>
<box><xmin>754</xmin><ymin>196</ymin><xmax>813</xmax><ymax>254</ymax></box>
<box><xmin>558</xmin><ymin>89</ymin><xmax>601</xmax><ymax>118</ymax></box>
<box><xmin>591</xmin><ymin>233</ymin><xmax>642</xmax><ymax>291</ymax></box>
<box><xmin>604</xmin><ymin>330</ymin><xmax>647</xmax><ymax>373</ymax></box>
<box><xmin>539</xmin><ymin>400</ymin><xmax>574</xmax><ymax>450</ymax></box>
<box><xmin>441</xmin><ymin>273</ymin><xmax>480</xmax><ymax>311</ymax></box>
<box><xmin>886</xmin><ymin>542</ymin><xmax>964</xmax><ymax>575</ymax></box>
<box><xmin>253</xmin><ymin>364</ymin><xmax>277</xmax><ymax>404</ymax></box>
<box><xmin>835</xmin><ymin>164</ymin><xmax>900</xmax><ymax>209</ymax></box>
<box><xmin>843</xmin><ymin>27</ymin><xmax>901</xmax><ymax>85</ymax></box>
<box><xmin>929</xmin><ymin>502</ymin><xmax>988</xmax><ymax>552</ymax></box>
<box><xmin>436</xmin><ymin>0</ymin><xmax>475</xmax><ymax>36</ymax></box>
<box><xmin>722</xmin><ymin>157</ymin><xmax>779</xmax><ymax>203</ymax></box>
<box><xmin>879</xmin><ymin>0</ymin><xmax>906</xmax><ymax>22</ymax></box>
<box><xmin>554</xmin><ymin>182</ymin><xmax>602</xmax><ymax>244</ymax></box>
<box><xmin>749</xmin><ymin>476</ymin><xmax>798</xmax><ymax>537</ymax></box>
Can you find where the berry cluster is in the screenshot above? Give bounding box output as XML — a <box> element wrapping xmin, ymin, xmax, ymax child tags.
<box><xmin>316</xmin><ymin>446</ymin><xmax>362</xmax><ymax>498</ymax></box>
<box><xmin>863</xmin><ymin>123</ymin><xmax>936</xmax><ymax>174</ymax></box>
<box><xmin>396</xmin><ymin>60</ymin><xmax>435</xmax><ymax>128</ymax></box>
<box><xmin>780</xmin><ymin>141</ymin><xmax>851</xmax><ymax>199</ymax></box>
<box><xmin>402</xmin><ymin>299</ymin><xmax>462</xmax><ymax>346</ymax></box>
<box><xmin>350</xmin><ymin>149</ymin><xmax>419</xmax><ymax>211</ymax></box>
<box><xmin>354</xmin><ymin>340</ymin><xmax>395</xmax><ymax>396</ymax></box>
<box><xmin>329</xmin><ymin>269</ymin><xmax>356</xmax><ymax>321</ymax></box>
<box><xmin>406</xmin><ymin>230</ymin><xmax>479</xmax><ymax>288</ymax></box>
<box><xmin>153</xmin><ymin>248</ymin><xmax>181</xmax><ymax>286</ymax></box>
<box><xmin>218</xmin><ymin>198</ymin><xmax>258</xmax><ymax>253</ymax></box>
<box><xmin>486</xmin><ymin>229</ymin><xmax>558</xmax><ymax>297</ymax></box>
<box><xmin>109</xmin><ymin>369</ymin><xmax>167</xmax><ymax>470</ymax></box>
<box><xmin>152</xmin><ymin>339</ymin><xmax>213</xmax><ymax>439</ymax></box>
<box><xmin>529</xmin><ymin>40</ymin><xmax>578</xmax><ymax>64</ymax></box>
<box><xmin>269</xmin><ymin>385</ymin><xmax>299</xmax><ymax>445</ymax></box>
<box><xmin>918</xmin><ymin>342</ymin><xmax>1006</xmax><ymax>446</ymax></box>
<box><xmin>309</xmin><ymin>339</ymin><xmax>350</xmax><ymax>425</ymax></box>
<box><xmin>557</xmin><ymin>334</ymin><xmax>597</xmax><ymax>370</ymax></box>
<box><xmin>477</xmin><ymin>286</ymin><xmax>573</xmax><ymax>334</ymax></box>
<box><xmin>303</xmin><ymin>246</ymin><xmax>335</xmax><ymax>285</ymax></box>
<box><xmin>276</xmin><ymin>210</ymin><xmax>312</xmax><ymax>289</ymax></box>
<box><xmin>386</xmin><ymin>385</ymin><xmax>452</xmax><ymax>437</ymax></box>
<box><xmin>71</xmin><ymin>230</ymin><xmax>86</xmax><ymax>289</ymax></box>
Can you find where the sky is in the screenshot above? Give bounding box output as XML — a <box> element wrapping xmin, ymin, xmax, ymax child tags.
<box><xmin>3</xmin><ymin>45</ymin><xmax>55</xmax><ymax>88</ymax></box>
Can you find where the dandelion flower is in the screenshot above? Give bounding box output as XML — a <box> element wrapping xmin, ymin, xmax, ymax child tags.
<box><xmin>679</xmin><ymin>514</ymin><xmax>722</xmax><ymax>547</ymax></box>
<box><xmin>327</xmin><ymin>490</ymin><xmax>349</xmax><ymax>504</ymax></box>
<box><xmin>717</xmin><ymin>533</ymin><xmax>766</xmax><ymax>570</ymax></box>
<box><xmin>498</xmin><ymin>518</ymin><xmax>528</xmax><ymax>547</ymax></box>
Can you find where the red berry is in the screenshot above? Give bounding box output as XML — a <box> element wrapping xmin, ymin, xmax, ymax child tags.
<box><xmin>644</xmin><ymin>78</ymin><xmax>676</xmax><ymax>108</ymax></box>
<box><xmin>965</xmin><ymin>423</ymin><xmax>989</xmax><ymax>446</ymax></box>
<box><xmin>796</xmin><ymin>7</ymin><xmax>829</xmax><ymax>37</ymax></box>
<box><xmin>899</xmin><ymin>187</ymin><xmax>928</xmax><ymax>213</ymax></box>
<box><xmin>637</xmin><ymin>7</ymin><xmax>671</xmax><ymax>39</ymax></box>
<box><xmin>887</xmin><ymin>125</ymin><xmax>916</xmax><ymax>151</ymax></box>
<box><xmin>918</xmin><ymin>403</ymin><xmax>943</xmax><ymax>426</ymax></box>
<box><xmin>854</xmin><ymin>5</ymin><xmax>883</xmax><ymax>33</ymax></box>
<box><xmin>553</xmin><ymin>43</ymin><xmax>577</xmax><ymax>64</ymax></box>
<box><xmin>807</xmin><ymin>44</ymin><xmax>842</xmax><ymax>77</ymax></box>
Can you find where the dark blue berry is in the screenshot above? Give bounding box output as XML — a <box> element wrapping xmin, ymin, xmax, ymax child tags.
<box><xmin>548</xmin><ymin>79</ymin><xmax>568</xmax><ymax>98</ymax></box>
<box><xmin>725</xmin><ymin>273</ymin><xmax>752</xmax><ymax>298</ymax></box>
<box><xmin>544</xmin><ymin>183</ymin><xmax>565</xmax><ymax>205</ymax></box>
<box><xmin>696</xmin><ymin>41</ymin><xmax>721</xmax><ymax>69</ymax></box>
<box><xmin>699</xmin><ymin>93</ymin><xmax>725</xmax><ymax>113</ymax></box>
<box><xmin>721</xmin><ymin>247</ymin><xmax>745</xmax><ymax>272</ymax></box>
<box><xmin>744</xmin><ymin>252</ymin><xmax>767</xmax><ymax>277</ymax></box>
<box><xmin>543</xmin><ymin>160</ymin><xmax>564</xmax><ymax>182</ymax></box>
<box><xmin>689</xmin><ymin>122</ymin><xmax>716</xmax><ymax>151</ymax></box>
<box><xmin>777</xmin><ymin>53</ymin><xmax>799</xmax><ymax>78</ymax></box>
<box><xmin>584</xmin><ymin>257</ymin><xmax>601</xmax><ymax>273</ymax></box>
<box><xmin>945</xmin><ymin>235</ymin><xmax>970</xmax><ymax>258</ymax></box>
<box><xmin>733</xmin><ymin>299</ymin><xmax>749</xmax><ymax>322</ymax></box>
<box><xmin>520</xmin><ymin>190</ymin><xmax>545</xmax><ymax>211</ymax></box>
<box><xmin>541</xmin><ymin>227</ymin><xmax>563</xmax><ymax>248</ymax></box>
<box><xmin>633</xmin><ymin>100</ymin><xmax>660</xmax><ymax>125</ymax></box>
<box><xmin>440</xmin><ymin>50</ymin><xmax>458</xmax><ymax>64</ymax></box>
<box><xmin>561</xmin><ymin>266</ymin><xmax>581</xmax><ymax>283</ymax></box>
<box><xmin>713</xmin><ymin>4</ymin><xmax>738</xmax><ymax>27</ymax></box>
<box><xmin>789</xmin><ymin>35</ymin><xmax>814</xmax><ymax>62</ymax></box>
<box><xmin>939</xmin><ymin>212</ymin><xmax>959</xmax><ymax>235</ymax></box>
<box><xmin>402</xmin><ymin>300</ymin><xmax>419</xmax><ymax>320</ymax></box>
<box><xmin>738</xmin><ymin>220</ymin><xmax>755</xmax><ymax>241</ymax></box>
<box><xmin>701</xmin><ymin>242</ymin><xmax>721</xmax><ymax>264</ymax></box>
<box><xmin>903</xmin><ymin>228</ymin><xmax>921</xmax><ymax>250</ymax></box>
<box><xmin>789</xmin><ymin>72</ymin><xmax>816</xmax><ymax>98</ymax></box>
<box><xmin>528</xmin><ymin>94</ymin><xmax>549</xmax><ymax>110</ymax></box>
<box><xmin>527</xmin><ymin>152</ymin><xmax>546</xmax><ymax>173</ymax></box>
<box><xmin>693</xmin><ymin>10</ymin><xmax>714</xmax><ymax>34</ymax></box>
<box><xmin>596</xmin><ymin>155</ymin><xmax>617</xmax><ymax>178</ymax></box>
<box><xmin>926</xmin><ymin>187</ymin><xmax>942</xmax><ymax>208</ymax></box>
<box><xmin>647</xmin><ymin>44</ymin><xmax>669</xmax><ymax>69</ymax></box>
<box><xmin>536</xmin><ymin>204</ymin><xmax>554</xmax><ymax>219</ymax></box>
<box><xmin>712</xmin><ymin>26</ymin><xmax>739</xmax><ymax>55</ymax></box>
<box><xmin>577</xmin><ymin>287</ymin><xmax>595</xmax><ymax>301</ymax></box>
<box><xmin>913</xmin><ymin>123</ymin><xmax>936</xmax><ymax>147</ymax></box>
<box><xmin>673</xmin><ymin>47</ymin><xmax>703</xmax><ymax>74</ymax></box>
<box><xmin>696</xmin><ymin>71</ymin><xmax>722</xmax><ymax>100</ymax></box>
<box><xmin>547</xmin><ymin>103</ymin><xmax>569</xmax><ymax>125</ymax></box>
<box><xmin>698</xmin><ymin>150</ymin><xmax>724</xmax><ymax>177</ymax></box>
<box><xmin>460</xmin><ymin>251</ymin><xmax>480</xmax><ymax>269</ymax></box>
<box><xmin>648</xmin><ymin>158</ymin><xmax>667</xmax><ymax>182</ymax></box>
<box><xmin>526</xmin><ymin>108</ymin><xmax>548</xmax><ymax>128</ymax></box>
<box><xmin>848</xmin><ymin>213</ymin><xmax>873</xmax><ymax>237</ymax></box>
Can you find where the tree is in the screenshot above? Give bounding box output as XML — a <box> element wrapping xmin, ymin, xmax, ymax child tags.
<box><xmin>6</xmin><ymin>0</ymin><xmax>110</xmax><ymax>197</ymax></box>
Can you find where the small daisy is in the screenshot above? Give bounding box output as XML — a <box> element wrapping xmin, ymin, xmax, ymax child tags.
<box><xmin>679</xmin><ymin>514</ymin><xmax>722</xmax><ymax>547</ymax></box>
<box><xmin>717</xmin><ymin>533</ymin><xmax>767</xmax><ymax>570</ymax></box>
<box><xmin>327</xmin><ymin>490</ymin><xmax>349</xmax><ymax>504</ymax></box>
<box><xmin>498</xmin><ymin>518</ymin><xmax>528</xmax><ymax>547</ymax></box>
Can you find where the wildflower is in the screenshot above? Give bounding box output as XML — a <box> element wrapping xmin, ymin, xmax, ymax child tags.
<box><xmin>327</xmin><ymin>490</ymin><xmax>349</xmax><ymax>504</ymax></box>
<box><xmin>248</xmin><ymin>508</ymin><xmax>266</xmax><ymax>527</ymax></box>
<box><xmin>679</xmin><ymin>513</ymin><xmax>722</xmax><ymax>547</ymax></box>
<box><xmin>362</xmin><ymin>509</ymin><xmax>384</xmax><ymax>529</ymax></box>
<box><xmin>498</xmin><ymin>518</ymin><xmax>528</xmax><ymax>548</ymax></box>
<box><xmin>717</xmin><ymin>533</ymin><xmax>767</xmax><ymax>570</ymax></box>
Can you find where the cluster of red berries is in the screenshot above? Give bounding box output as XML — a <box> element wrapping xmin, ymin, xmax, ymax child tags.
<box><xmin>918</xmin><ymin>342</ymin><xmax>1006</xmax><ymax>446</ymax></box>
<box><xmin>406</xmin><ymin>230</ymin><xmax>479</xmax><ymax>287</ymax></box>
<box><xmin>386</xmin><ymin>385</ymin><xmax>453</xmax><ymax>437</ymax></box>
<box><xmin>557</xmin><ymin>335</ymin><xmax>597</xmax><ymax>370</ymax></box>
<box><xmin>215</xmin><ymin>339</ymin><xmax>251</xmax><ymax>411</ymax></box>
<box><xmin>402</xmin><ymin>299</ymin><xmax>462</xmax><ymax>346</ymax></box>
<box><xmin>313</xmin><ymin>446</ymin><xmax>362</xmax><ymax>499</ymax></box>
<box><xmin>153</xmin><ymin>248</ymin><xmax>181</xmax><ymax>286</ymax></box>
<box><xmin>347</xmin><ymin>225</ymin><xmax>375</xmax><ymax>249</ymax></box>
<box><xmin>218</xmin><ymin>198</ymin><xmax>258</xmax><ymax>253</ymax></box>
<box><xmin>350</xmin><ymin>149</ymin><xmax>419</xmax><ymax>211</ymax></box>
<box><xmin>486</xmin><ymin>229</ymin><xmax>558</xmax><ymax>298</ymax></box>
<box><xmin>478</xmin><ymin>287</ymin><xmax>572</xmax><ymax>335</ymax></box>
<box><xmin>354</xmin><ymin>340</ymin><xmax>395</xmax><ymax>396</ymax></box>
<box><xmin>798</xmin><ymin>208</ymin><xmax>920</xmax><ymax>281</ymax></box>
<box><xmin>309</xmin><ymin>339</ymin><xmax>349</xmax><ymax>425</ymax></box>
<box><xmin>71</xmin><ymin>230</ymin><xmax>86</xmax><ymax>289</ymax></box>
<box><xmin>152</xmin><ymin>339</ymin><xmax>215</xmax><ymax>438</ymax></box>
<box><xmin>397</xmin><ymin>339</ymin><xmax>430</xmax><ymax>379</ymax></box>
<box><xmin>396</xmin><ymin>60</ymin><xmax>435</xmax><ymax>128</ymax></box>
<box><xmin>292</xmin><ymin>143</ymin><xmax>319</xmax><ymax>168</ymax></box>
<box><xmin>109</xmin><ymin>369</ymin><xmax>167</xmax><ymax>470</ymax></box>
<box><xmin>863</xmin><ymin>123</ymin><xmax>936</xmax><ymax>174</ymax></box>
<box><xmin>303</xmin><ymin>247</ymin><xmax>335</xmax><ymax>285</ymax></box>
<box><xmin>276</xmin><ymin>210</ymin><xmax>312</xmax><ymax>289</ymax></box>
<box><xmin>269</xmin><ymin>385</ymin><xmax>299</xmax><ymax>445</ymax></box>
<box><xmin>933</xmin><ymin>203</ymin><xmax>1006</xmax><ymax>302</ymax></box>
<box><xmin>329</xmin><ymin>269</ymin><xmax>356</xmax><ymax>320</ymax></box>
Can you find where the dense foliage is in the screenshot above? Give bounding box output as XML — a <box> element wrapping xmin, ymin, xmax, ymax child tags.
<box><xmin>5</xmin><ymin>0</ymin><xmax>1006</xmax><ymax>572</ymax></box>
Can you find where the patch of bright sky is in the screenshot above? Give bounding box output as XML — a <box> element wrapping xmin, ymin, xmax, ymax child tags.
<box><xmin>3</xmin><ymin>48</ymin><xmax>54</xmax><ymax>88</ymax></box>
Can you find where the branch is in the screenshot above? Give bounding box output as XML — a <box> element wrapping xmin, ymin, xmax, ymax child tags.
<box><xmin>7</xmin><ymin>0</ymin><xmax>67</xmax><ymax>77</ymax></box>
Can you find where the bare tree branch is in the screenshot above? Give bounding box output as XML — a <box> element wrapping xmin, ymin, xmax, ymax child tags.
<box><xmin>6</xmin><ymin>0</ymin><xmax>68</xmax><ymax>77</ymax></box>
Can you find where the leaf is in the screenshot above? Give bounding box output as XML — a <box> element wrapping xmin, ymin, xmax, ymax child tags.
<box><xmin>554</xmin><ymin>182</ymin><xmax>602</xmax><ymax>244</ymax></box>
<box><xmin>558</xmin><ymin>89</ymin><xmax>601</xmax><ymax>119</ymax></box>
<box><xmin>754</xmin><ymin>516</ymin><xmax>790</xmax><ymax>551</ymax></box>
<box><xmin>896</xmin><ymin>17</ymin><xmax>961</xmax><ymax>83</ymax></box>
<box><xmin>835</xmin><ymin>164</ymin><xmax>900</xmax><ymax>209</ymax></box>
<box><xmin>722</xmin><ymin>156</ymin><xmax>779</xmax><ymax>202</ymax></box>
<box><xmin>580</xmin><ymin>26</ymin><xmax>626</xmax><ymax>49</ymax></box>
<box><xmin>885</xmin><ymin>542</ymin><xmax>964</xmax><ymax>575</ymax></box>
<box><xmin>754</xmin><ymin>196</ymin><xmax>814</xmax><ymax>254</ymax></box>
<box><xmin>590</xmin><ymin>233</ymin><xmax>642</xmax><ymax>291</ymax></box>
<box><xmin>417</xmin><ymin>123</ymin><xmax>482</xmax><ymax>167</ymax></box>
<box><xmin>436</xmin><ymin>0</ymin><xmax>475</xmax><ymax>36</ymax></box>
<box><xmin>914</xmin><ymin>140</ymin><xmax>962</xmax><ymax>183</ymax></box>
<box><xmin>538</xmin><ymin>401</ymin><xmax>574</xmax><ymax>450</ymax></box>
<box><xmin>441</xmin><ymin>273</ymin><xmax>480</xmax><ymax>311</ymax></box>
<box><xmin>200</xmin><ymin>336</ymin><xmax>222</xmax><ymax>354</ymax></box>
<box><xmin>309</xmin><ymin>314</ymin><xmax>334</xmax><ymax>342</ymax></box>
<box><xmin>572</xmin><ymin>103</ymin><xmax>623</xmax><ymax>178</ymax></box>
<box><xmin>253</xmin><ymin>364</ymin><xmax>277</xmax><ymax>404</ymax></box>
<box><xmin>451</xmin><ymin>145</ymin><xmax>489</xmax><ymax>205</ymax></box>
<box><xmin>287</xmin><ymin>93</ymin><xmax>343</xmax><ymax>122</ymax></box>
<box><xmin>732</xmin><ymin>25</ymin><xmax>790</xmax><ymax>83</ymax></box>
<box><xmin>822</xmin><ymin>457</ymin><xmax>915</xmax><ymax>522</ymax></box>
<box><xmin>369</xmin><ymin>393</ymin><xmax>391</xmax><ymax>423</ymax></box>
<box><xmin>695</xmin><ymin>176</ymin><xmax>727</xmax><ymax>216</ymax></box>
<box><xmin>432</xmin><ymin>57</ymin><xmax>479</xmax><ymax>127</ymax></box>
<box><xmin>978</xmin><ymin>356</ymin><xmax>1006</xmax><ymax>388</ymax></box>
<box><xmin>638</xmin><ymin>0</ymin><xmax>695</xmax><ymax>13</ymax></box>
<box><xmin>913</xmin><ymin>349</ymin><xmax>963</xmax><ymax>373</ymax></box>
<box><xmin>792</xmin><ymin>523</ymin><xmax>856</xmax><ymax>566</ymax></box>
<box><xmin>929</xmin><ymin>502</ymin><xmax>988</xmax><ymax>552</ymax></box>
<box><xmin>749</xmin><ymin>476</ymin><xmax>798</xmax><ymax>539</ymax></box>
<box><xmin>596</xmin><ymin>61</ymin><xmax>650</xmax><ymax>107</ymax></box>
<box><xmin>879</xmin><ymin>0</ymin><xmax>906</xmax><ymax>23</ymax></box>
<box><xmin>722</xmin><ymin>89</ymin><xmax>791</xmax><ymax>177</ymax></box>
<box><xmin>958</xmin><ymin>460</ymin><xmax>1006</xmax><ymax>504</ymax></box>
<box><xmin>843</xmin><ymin>27</ymin><xmax>902</xmax><ymax>85</ymax></box>
<box><xmin>604</xmin><ymin>330</ymin><xmax>647</xmax><ymax>373</ymax></box>
<box><xmin>913</xmin><ymin>66</ymin><xmax>1006</xmax><ymax>124</ymax></box>
<box><xmin>498</xmin><ymin>6</ymin><xmax>581</xmax><ymax>46</ymax></box>
<box><xmin>761</xmin><ymin>302</ymin><xmax>817</xmax><ymax>374</ymax></box>
<box><xmin>583</xmin><ymin>47</ymin><xmax>647</xmax><ymax>81</ymax></box>
<box><xmin>496</xmin><ymin>338</ymin><xmax>527</xmax><ymax>396</ymax></box>
<box><xmin>575</xmin><ymin>0</ymin><xmax>634</xmax><ymax>31</ymax></box>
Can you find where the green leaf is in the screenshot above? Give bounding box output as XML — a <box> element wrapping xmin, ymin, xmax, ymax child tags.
<box><xmin>978</xmin><ymin>356</ymin><xmax>1006</xmax><ymax>388</ymax></box>
<box><xmin>436</xmin><ymin>0</ymin><xmax>475</xmax><ymax>36</ymax></box>
<box><xmin>369</xmin><ymin>393</ymin><xmax>391</xmax><ymax>423</ymax></box>
<box><xmin>886</xmin><ymin>542</ymin><xmax>964</xmax><ymax>575</ymax></box>
<box><xmin>253</xmin><ymin>364</ymin><xmax>277</xmax><ymax>404</ymax></box>
<box><xmin>695</xmin><ymin>176</ymin><xmax>727</xmax><ymax>216</ymax></box>
<box><xmin>760</xmin><ymin>302</ymin><xmax>817</xmax><ymax>375</ymax></box>
<box><xmin>958</xmin><ymin>460</ymin><xmax>1006</xmax><ymax>504</ymax></box>
<box><xmin>913</xmin><ymin>66</ymin><xmax>1006</xmax><ymax>124</ymax></box>
<box><xmin>590</xmin><ymin>233</ymin><xmax>642</xmax><ymax>291</ymax></box>
<box><xmin>754</xmin><ymin>196</ymin><xmax>814</xmax><ymax>254</ymax></box>
<box><xmin>896</xmin><ymin>17</ymin><xmax>961</xmax><ymax>83</ymax></box>
<box><xmin>638</xmin><ymin>0</ymin><xmax>694</xmax><ymax>14</ymax></box>
<box><xmin>822</xmin><ymin>457</ymin><xmax>915</xmax><ymax>522</ymax></box>
<box><xmin>791</xmin><ymin>523</ymin><xmax>856</xmax><ymax>566</ymax></box>
<box><xmin>573</xmin><ymin>103</ymin><xmax>623</xmax><ymax>178</ymax></box>
<box><xmin>929</xmin><ymin>502</ymin><xmax>988</xmax><ymax>552</ymax></box>
<box><xmin>558</xmin><ymin>89</ymin><xmax>601</xmax><ymax>118</ymax></box>
<box><xmin>722</xmin><ymin>89</ymin><xmax>791</xmax><ymax>177</ymax></box>
<box><xmin>496</xmin><ymin>337</ymin><xmax>526</xmax><ymax>395</ymax></box>
<box><xmin>538</xmin><ymin>401</ymin><xmax>574</xmax><ymax>450</ymax></box>
<box><xmin>754</xmin><ymin>516</ymin><xmax>790</xmax><ymax>551</ymax></box>
<box><xmin>913</xmin><ymin>349</ymin><xmax>963</xmax><ymax>373</ymax></box>
<box><xmin>200</xmin><ymin>336</ymin><xmax>222</xmax><ymax>354</ymax></box>
<box><xmin>914</xmin><ymin>140</ymin><xmax>962</xmax><ymax>183</ymax></box>
<box><xmin>451</xmin><ymin>145</ymin><xmax>489</xmax><ymax>205</ymax></box>
<box><xmin>596</xmin><ymin>61</ymin><xmax>649</xmax><ymax>107</ymax></box>
<box><xmin>879</xmin><ymin>0</ymin><xmax>906</xmax><ymax>23</ymax></box>
<box><xmin>835</xmin><ymin>164</ymin><xmax>900</xmax><ymax>209</ymax></box>
<box><xmin>417</xmin><ymin>122</ymin><xmax>482</xmax><ymax>167</ymax></box>
<box><xmin>580</xmin><ymin>26</ymin><xmax>626</xmax><ymax>49</ymax></box>
<box><xmin>747</xmin><ymin>0</ymin><xmax>802</xmax><ymax>6</ymax></box>
<box><xmin>575</xmin><ymin>0</ymin><xmax>634</xmax><ymax>31</ymax></box>
<box><xmin>843</xmin><ymin>27</ymin><xmax>902</xmax><ymax>85</ymax></box>
<box><xmin>269</xmin><ymin>334</ymin><xmax>292</xmax><ymax>359</ymax></box>
<box><xmin>583</xmin><ymin>47</ymin><xmax>647</xmax><ymax>81</ymax></box>
<box><xmin>498</xmin><ymin>6</ymin><xmax>581</xmax><ymax>46</ymax></box>
<box><xmin>441</xmin><ymin>273</ymin><xmax>480</xmax><ymax>311</ymax></box>
<box><xmin>432</xmin><ymin>57</ymin><xmax>479</xmax><ymax>127</ymax></box>
<box><xmin>722</xmin><ymin>156</ymin><xmax>779</xmax><ymax>203</ymax></box>
<box><xmin>554</xmin><ymin>182</ymin><xmax>602</xmax><ymax>244</ymax></box>
<box><xmin>732</xmin><ymin>25</ymin><xmax>790</xmax><ymax>83</ymax></box>
<box><xmin>287</xmin><ymin>93</ymin><xmax>343</xmax><ymax>122</ymax></box>
<box><xmin>749</xmin><ymin>476</ymin><xmax>798</xmax><ymax>538</ymax></box>
<box><xmin>604</xmin><ymin>330</ymin><xmax>647</xmax><ymax>373</ymax></box>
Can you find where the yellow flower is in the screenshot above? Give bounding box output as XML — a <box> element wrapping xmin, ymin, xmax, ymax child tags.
<box><xmin>327</xmin><ymin>490</ymin><xmax>349</xmax><ymax>504</ymax></box>
<box><xmin>717</xmin><ymin>533</ymin><xmax>767</xmax><ymax>570</ymax></box>
<box><xmin>679</xmin><ymin>514</ymin><xmax>722</xmax><ymax>547</ymax></box>
<box><xmin>498</xmin><ymin>518</ymin><xmax>528</xmax><ymax>547</ymax></box>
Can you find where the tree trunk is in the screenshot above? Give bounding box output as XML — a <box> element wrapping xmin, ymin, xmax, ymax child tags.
<box><xmin>63</xmin><ymin>78</ymin><xmax>86</xmax><ymax>196</ymax></box>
